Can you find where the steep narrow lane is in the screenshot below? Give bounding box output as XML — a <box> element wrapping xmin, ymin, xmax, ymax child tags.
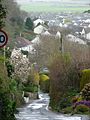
<box><xmin>15</xmin><ymin>93</ymin><xmax>89</xmax><ymax>120</ymax></box>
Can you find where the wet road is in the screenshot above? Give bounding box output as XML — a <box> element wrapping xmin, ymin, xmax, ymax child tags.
<box><xmin>15</xmin><ymin>93</ymin><xmax>89</xmax><ymax>120</ymax></box>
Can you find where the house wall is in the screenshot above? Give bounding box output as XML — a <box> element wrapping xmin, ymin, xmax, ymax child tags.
<box><xmin>86</xmin><ymin>33</ymin><xmax>90</xmax><ymax>40</ymax></box>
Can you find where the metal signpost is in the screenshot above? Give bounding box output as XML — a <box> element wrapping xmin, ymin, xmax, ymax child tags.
<box><xmin>0</xmin><ymin>30</ymin><xmax>8</xmax><ymax>67</ymax></box>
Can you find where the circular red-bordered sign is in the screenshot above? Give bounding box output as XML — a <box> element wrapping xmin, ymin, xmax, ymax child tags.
<box><xmin>0</xmin><ymin>30</ymin><xmax>8</xmax><ymax>48</ymax></box>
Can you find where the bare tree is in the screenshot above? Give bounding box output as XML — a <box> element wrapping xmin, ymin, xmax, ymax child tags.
<box><xmin>33</xmin><ymin>35</ymin><xmax>60</xmax><ymax>67</ymax></box>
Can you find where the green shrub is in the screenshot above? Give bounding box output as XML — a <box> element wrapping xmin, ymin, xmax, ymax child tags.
<box><xmin>22</xmin><ymin>32</ymin><xmax>35</xmax><ymax>41</ymax></box>
<box><xmin>0</xmin><ymin>61</ymin><xmax>24</xmax><ymax>118</ymax></box>
<box><xmin>9</xmin><ymin>79</ymin><xmax>17</xmax><ymax>92</ymax></box>
<box><xmin>80</xmin><ymin>69</ymin><xmax>90</xmax><ymax>90</ymax></box>
<box><xmin>0</xmin><ymin>92</ymin><xmax>16</xmax><ymax>120</ymax></box>
<box><xmin>49</xmin><ymin>97</ymin><xmax>60</xmax><ymax>111</ymax></box>
<box><xmin>58</xmin><ymin>97</ymin><xmax>71</xmax><ymax>110</ymax></box>
<box><xmin>58</xmin><ymin>88</ymin><xmax>78</xmax><ymax>110</ymax></box>
<box><xmin>0</xmin><ymin>56</ymin><xmax>6</xmax><ymax>62</ymax></box>
<box><xmin>84</xmin><ymin>10</ymin><xmax>90</xmax><ymax>13</ymax></box>
<box><xmin>23</xmin><ymin>84</ymin><xmax>38</xmax><ymax>93</ymax></box>
<box><xmin>40</xmin><ymin>74</ymin><xmax>50</xmax><ymax>93</ymax></box>
<box><xmin>76</xmin><ymin>104</ymin><xmax>90</xmax><ymax>113</ymax></box>
<box><xmin>0</xmin><ymin>89</ymin><xmax>16</xmax><ymax>120</ymax></box>
<box><xmin>62</xmin><ymin>107</ymin><xmax>73</xmax><ymax>114</ymax></box>
<box><xmin>5</xmin><ymin>48</ymin><xmax>12</xmax><ymax>58</ymax></box>
<box><xmin>25</xmin><ymin>17</ymin><xmax>34</xmax><ymax>31</ymax></box>
<box><xmin>40</xmin><ymin>79</ymin><xmax>50</xmax><ymax>93</ymax></box>
<box><xmin>62</xmin><ymin>104</ymin><xmax>90</xmax><ymax>114</ymax></box>
<box><xmin>6</xmin><ymin>60</ymin><xmax>14</xmax><ymax>77</ymax></box>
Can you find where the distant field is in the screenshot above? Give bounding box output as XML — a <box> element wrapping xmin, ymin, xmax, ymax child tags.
<box><xmin>20</xmin><ymin>2</ymin><xmax>90</xmax><ymax>13</ymax></box>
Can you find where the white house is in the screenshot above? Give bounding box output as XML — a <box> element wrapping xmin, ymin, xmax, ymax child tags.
<box><xmin>86</xmin><ymin>33</ymin><xmax>90</xmax><ymax>40</ymax></box>
<box><xmin>88</xmin><ymin>24</ymin><xmax>90</xmax><ymax>28</ymax></box>
<box><xmin>73</xmin><ymin>23</ymin><xmax>78</xmax><ymax>26</ymax></box>
<box><xmin>41</xmin><ymin>30</ymin><xmax>51</xmax><ymax>35</ymax></box>
<box><xmin>81</xmin><ymin>28</ymin><xmax>86</xmax><ymax>37</ymax></box>
<box><xmin>19</xmin><ymin>45</ymin><xmax>35</xmax><ymax>54</ymax></box>
<box><xmin>62</xmin><ymin>18</ymin><xmax>65</xmax><ymax>24</ymax></box>
<box><xmin>48</xmin><ymin>20</ymin><xmax>55</xmax><ymax>26</ymax></box>
<box><xmin>63</xmin><ymin>24</ymin><xmax>68</xmax><ymax>28</ymax></box>
<box><xmin>34</xmin><ymin>19</ymin><xmax>45</xmax><ymax>27</ymax></box>
<box><xmin>85</xmin><ymin>19</ymin><xmax>90</xmax><ymax>23</ymax></box>
<box><xmin>59</xmin><ymin>23</ymin><xmax>63</xmax><ymax>27</ymax></box>
<box><xmin>34</xmin><ymin>25</ymin><xmax>47</xmax><ymax>34</ymax></box>
<box><xmin>31</xmin><ymin>35</ymin><xmax>40</xmax><ymax>44</ymax></box>
<box><xmin>84</xmin><ymin>28</ymin><xmax>90</xmax><ymax>40</ymax></box>
<box><xmin>55</xmin><ymin>31</ymin><xmax>61</xmax><ymax>39</ymax></box>
<box><xmin>67</xmin><ymin>34</ymin><xmax>86</xmax><ymax>45</ymax></box>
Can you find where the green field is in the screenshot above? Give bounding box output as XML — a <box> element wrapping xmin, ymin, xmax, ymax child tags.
<box><xmin>20</xmin><ymin>2</ymin><xmax>90</xmax><ymax>13</ymax></box>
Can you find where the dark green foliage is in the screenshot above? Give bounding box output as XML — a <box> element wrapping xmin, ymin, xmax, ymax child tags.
<box><xmin>0</xmin><ymin>57</ymin><xmax>23</xmax><ymax>119</ymax></box>
<box><xmin>0</xmin><ymin>0</ymin><xmax>6</xmax><ymax>28</ymax></box>
<box><xmin>61</xmin><ymin>107</ymin><xmax>73</xmax><ymax>114</ymax></box>
<box><xmin>58</xmin><ymin>89</ymin><xmax>78</xmax><ymax>110</ymax></box>
<box><xmin>0</xmin><ymin>92</ymin><xmax>16</xmax><ymax>120</ymax></box>
<box><xmin>23</xmin><ymin>83</ymin><xmax>38</xmax><ymax>93</ymax></box>
<box><xmin>62</xmin><ymin>104</ymin><xmax>90</xmax><ymax>115</ymax></box>
<box><xmin>75</xmin><ymin>104</ymin><xmax>90</xmax><ymax>114</ymax></box>
<box><xmin>1</xmin><ymin>0</ymin><xmax>27</xmax><ymax>48</ymax></box>
<box><xmin>9</xmin><ymin>78</ymin><xmax>24</xmax><ymax>107</ymax></box>
<box><xmin>22</xmin><ymin>31</ymin><xmax>36</xmax><ymax>41</ymax></box>
<box><xmin>10</xmin><ymin>16</ymin><xmax>24</xmax><ymax>28</ymax></box>
<box><xmin>5</xmin><ymin>47</ymin><xmax>12</xmax><ymax>58</ymax></box>
<box><xmin>10</xmin><ymin>15</ymin><xmax>24</xmax><ymax>38</ymax></box>
<box><xmin>6</xmin><ymin>60</ymin><xmax>14</xmax><ymax>77</ymax></box>
<box><xmin>0</xmin><ymin>62</ymin><xmax>16</xmax><ymax>119</ymax></box>
<box><xmin>50</xmin><ymin>88</ymin><xmax>78</xmax><ymax>112</ymax></box>
<box><xmin>25</xmin><ymin>17</ymin><xmax>34</xmax><ymax>31</ymax></box>
<box><xmin>0</xmin><ymin>48</ymin><xmax>4</xmax><ymax>55</ymax></box>
<box><xmin>23</xmin><ymin>74</ymin><xmax>38</xmax><ymax>93</ymax></box>
<box><xmin>9</xmin><ymin>79</ymin><xmax>17</xmax><ymax>92</ymax></box>
<box><xmin>84</xmin><ymin>10</ymin><xmax>90</xmax><ymax>13</ymax></box>
<box><xmin>27</xmin><ymin>74</ymin><xmax>34</xmax><ymax>85</ymax></box>
<box><xmin>0</xmin><ymin>0</ymin><xmax>28</xmax><ymax>119</ymax></box>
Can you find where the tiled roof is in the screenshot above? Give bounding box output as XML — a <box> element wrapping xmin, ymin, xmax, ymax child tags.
<box><xmin>15</xmin><ymin>37</ymin><xmax>32</xmax><ymax>48</ymax></box>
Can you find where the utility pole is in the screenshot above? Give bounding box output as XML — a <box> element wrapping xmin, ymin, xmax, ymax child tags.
<box><xmin>4</xmin><ymin>46</ymin><xmax>6</xmax><ymax>68</ymax></box>
<box><xmin>59</xmin><ymin>34</ymin><xmax>64</xmax><ymax>54</ymax></box>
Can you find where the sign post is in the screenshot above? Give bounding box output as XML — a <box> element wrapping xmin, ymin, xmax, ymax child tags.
<box><xmin>0</xmin><ymin>30</ymin><xmax>8</xmax><ymax>67</ymax></box>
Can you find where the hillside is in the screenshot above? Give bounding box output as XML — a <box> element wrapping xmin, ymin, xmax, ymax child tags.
<box><xmin>19</xmin><ymin>1</ymin><xmax>90</xmax><ymax>13</ymax></box>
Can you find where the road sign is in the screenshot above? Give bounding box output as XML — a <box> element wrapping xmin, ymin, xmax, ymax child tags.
<box><xmin>0</xmin><ymin>30</ymin><xmax>8</xmax><ymax>48</ymax></box>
